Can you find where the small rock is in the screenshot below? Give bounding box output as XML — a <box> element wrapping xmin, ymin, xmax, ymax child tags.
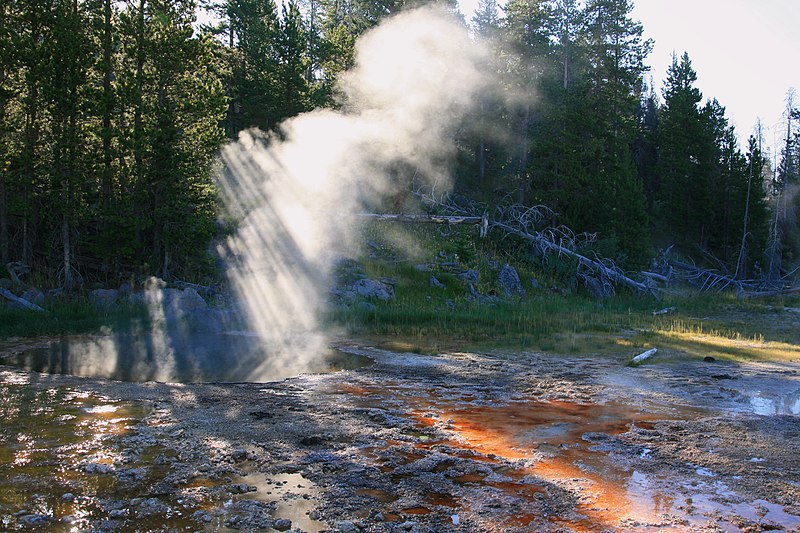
<box><xmin>273</xmin><ymin>518</ymin><xmax>292</xmax><ymax>531</ymax></box>
<box><xmin>109</xmin><ymin>509</ymin><xmax>128</xmax><ymax>519</ymax></box>
<box><xmin>61</xmin><ymin>492</ymin><xmax>75</xmax><ymax>502</ymax></box>
<box><xmin>414</xmin><ymin>264</ymin><xmax>431</xmax><ymax>272</ymax></box>
<box><xmin>335</xmin><ymin>520</ymin><xmax>358</xmax><ymax>532</ymax></box>
<box><xmin>498</xmin><ymin>264</ymin><xmax>525</xmax><ymax>297</ymax></box>
<box><xmin>530</xmin><ymin>278</ymin><xmax>539</xmax><ymax>289</ymax></box>
<box><xmin>227</xmin><ymin>483</ymin><xmax>257</xmax><ymax>494</ymax></box>
<box><xmin>429</xmin><ymin>276</ymin><xmax>445</xmax><ymax>289</ymax></box>
<box><xmin>703</xmin><ymin>356</ymin><xmax>716</xmax><ymax>363</ymax></box>
<box><xmin>399</xmin><ymin>521</ymin><xmax>417</xmax><ymax>531</ymax></box>
<box><xmin>191</xmin><ymin>510</ymin><xmax>214</xmax><ymax>523</ymax></box>
<box><xmin>352</xmin><ymin>278</ymin><xmax>394</xmax><ymax>301</ymax></box>
<box><xmin>18</xmin><ymin>514</ymin><xmax>52</xmax><ymax>527</ymax></box>
<box><xmin>83</xmin><ymin>462</ymin><xmax>113</xmax><ymax>474</ymax></box>
<box><xmin>231</xmin><ymin>449</ymin><xmax>249</xmax><ymax>463</ymax></box>
<box><xmin>134</xmin><ymin>497</ymin><xmax>171</xmax><ymax>518</ymax></box>
<box><xmin>299</xmin><ymin>435</ymin><xmax>327</xmax><ymax>446</ymax></box>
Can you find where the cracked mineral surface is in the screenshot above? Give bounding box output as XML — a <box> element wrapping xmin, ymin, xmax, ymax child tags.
<box><xmin>2</xmin><ymin>340</ymin><xmax>800</xmax><ymax>532</ymax></box>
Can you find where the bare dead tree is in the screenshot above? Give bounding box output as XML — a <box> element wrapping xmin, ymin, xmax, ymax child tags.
<box><xmin>412</xmin><ymin>189</ymin><xmax>657</xmax><ymax>297</ymax></box>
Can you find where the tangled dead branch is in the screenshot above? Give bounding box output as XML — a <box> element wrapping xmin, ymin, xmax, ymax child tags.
<box><xmin>413</xmin><ymin>190</ymin><xmax>657</xmax><ymax>297</ymax></box>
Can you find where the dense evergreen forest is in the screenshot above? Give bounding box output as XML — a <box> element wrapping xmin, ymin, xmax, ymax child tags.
<box><xmin>0</xmin><ymin>0</ymin><xmax>798</xmax><ymax>288</ymax></box>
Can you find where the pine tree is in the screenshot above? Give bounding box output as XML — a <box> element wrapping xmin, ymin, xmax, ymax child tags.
<box><xmin>276</xmin><ymin>0</ymin><xmax>312</xmax><ymax>120</ymax></box>
<box><xmin>46</xmin><ymin>0</ymin><xmax>92</xmax><ymax>289</ymax></box>
<box><xmin>471</xmin><ymin>0</ymin><xmax>500</xmax><ymax>38</ymax></box>
<box><xmin>657</xmin><ymin>52</ymin><xmax>712</xmax><ymax>249</ymax></box>
<box><xmin>578</xmin><ymin>0</ymin><xmax>652</xmax><ymax>264</ymax></box>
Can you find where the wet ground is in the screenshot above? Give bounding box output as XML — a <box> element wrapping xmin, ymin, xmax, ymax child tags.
<box><xmin>1</xmin><ymin>340</ymin><xmax>800</xmax><ymax>532</ymax></box>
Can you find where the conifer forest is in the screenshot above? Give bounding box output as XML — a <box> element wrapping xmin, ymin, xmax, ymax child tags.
<box><xmin>0</xmin><ymin>0</ymin><xmax>797</xmax><ymax>287</ymax></box>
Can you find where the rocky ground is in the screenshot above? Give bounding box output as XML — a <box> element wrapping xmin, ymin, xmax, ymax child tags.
<box><xmin>1</xmin><ymin>341</ymin><xmax>800</xmax><ymax>532</ymax></box>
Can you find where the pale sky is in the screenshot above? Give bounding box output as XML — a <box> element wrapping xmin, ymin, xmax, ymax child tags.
<box><xmin>458</xmin><ymin>0</ymin><xmax>799</xmax><ymax>154</ymax></box>
<box><xmin>632</xmin><ymin>0</ymin><xmax>799</xmax><ymax>154</ymax></box>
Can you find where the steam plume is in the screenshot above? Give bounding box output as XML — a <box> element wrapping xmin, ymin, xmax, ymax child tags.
<box><xmin>217</xmin><ymin>7</ymin><xmax>494</xmax><ymax>377</ymax></box>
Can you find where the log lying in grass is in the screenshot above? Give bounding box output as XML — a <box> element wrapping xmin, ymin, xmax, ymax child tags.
<box><xmin>355</xmin><ymin>213</ymin><xmax>483</xmax><ymax>224</ymax></box>
<box><xmin>0</xmin><ymin>287</ymin><xmax>45</xmax><ymax>312</ymax></box>
<box><xmin>493</xmin><ymin>222</ymin><xmax>656</xmax><ymax>297</ymax></box>
<box><xmin>631</xmin><ymin>348</ymin><xmax>657</xmax><ymax>365</ymax></box>
<box><xmin>740</xmin><ymin>285</ymin><xmax>800</xmax><ymax>298</ymax></box>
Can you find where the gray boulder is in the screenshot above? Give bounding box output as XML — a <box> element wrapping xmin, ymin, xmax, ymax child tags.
<box><xmin>497</xmin><ymin>264</ymin><xmax>525</xmax><ymax>298</ymax></box>
<box><xmin>352</xmin><ymin>278</ymin><xmax>394</xmax><ymax>301</ymax></box>
<box><xmin>429</xmin><ymin>276</ymin><xmax>445</xmax><ymax>289</ymax></box>
<box><xmin>89</xmin><ymin>288</ymin><xmax>119</xmax><ymax>309</ymax></box>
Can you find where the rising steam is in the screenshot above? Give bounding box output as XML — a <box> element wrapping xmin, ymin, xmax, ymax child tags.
<box><xmin>217</xmin><ymin>7</ymin><xmax>495</xmax><ymax>377</ymax></box>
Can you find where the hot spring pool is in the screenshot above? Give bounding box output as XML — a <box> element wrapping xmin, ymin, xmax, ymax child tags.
<box><xmin>0</xmin><ymin>334</ymin><xmax>372</xmax><ymax>383</ymax></box>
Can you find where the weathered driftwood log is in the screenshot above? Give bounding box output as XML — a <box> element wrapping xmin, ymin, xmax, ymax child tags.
<box><xmin>0</xmin><ymin>287</ymin><xmax>45</xmax><ymax>312</ymax></box>
<box><xmin>493</xmin><ymin>222</ymin><xmax>656</xmax><ymax>296</ymax></box>
<box><xmin>631</xmin><ymin>348</ymin><xmax>658</xmax><ymax>364</ymax></box>
<box><xmin>740</xmin><ymin>286</ymin><xmax>800</xmax><ymax>298</ymax></box>
<box><xmin>356</xmin><ymin>213</ymin><xmax>490</xmax><ymax>237</ymax></box>
<box><xmin>668</xmin><ymin>259</ymin><xmax>752</xmax><ymax>293</ymax></box>
<box><xmin>355</xmin><ymin>213</ymin><xmax>483</xmax><ymax>224</ymax></box>
<box><xmin>641</xmin><ymin>271</ymin><xmax>671</xmax><ymax>283</ymax></box>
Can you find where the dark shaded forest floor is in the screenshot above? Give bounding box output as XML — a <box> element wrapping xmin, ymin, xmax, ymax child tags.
<box><xmin>1</xmin><ymin>337</ymin><xmax>800</xmax><ymax>532</ymax></box>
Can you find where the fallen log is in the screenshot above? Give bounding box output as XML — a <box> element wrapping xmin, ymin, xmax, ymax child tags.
<box><xmin>740</xmin><ymin>286</ymin><xmax>800</xmax><ymax>299</ymax></box>
<box><xmin>631</xmin><ymin>348</ymin><xmax>658</xmax><ymax>365</ymax></box>
<box><xmin>493</xmin><ymin>222</ymin><xmax>656</xmax><ymax>296</ymax></box>
<box><xmin>641</xmin><ymin>271</ymin><xmax>670</xmax><ymax>283</ymax></box>
<box><xmin>355</xmin><ymin>213</ymin><xmax>483</xmax><ymax>225</ymax></box>
<box><xmin>0</xmin><ymin>287</ymin><xmax>45</xmax><ymax>312</ymax></box>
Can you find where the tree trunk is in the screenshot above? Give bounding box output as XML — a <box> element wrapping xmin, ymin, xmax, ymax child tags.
<box><xmin>734</xmin><ymin>160</ymin><xmax>753</xmax><ymax>279</ymax></box>
<box><xmin>515</xmin><ymin>105</ymin><xmax>530</xmax><ymax>204</ymax></box>
<box><xmin>22</xmin><ymin>84</ymin><xmax>38</xmax><ymax>264</ymax></box>
<box><xmin>355</xmin><ymin>213</ymin><xmax>483</xmax><ymax>224</ymax></box>
<box><xmin>0</xmin><ymin>2</ymin><xmax>7</xmax><ymax>264</ymax></box>
<box><xmin>476</xmin><ymin>141</ymin><xmax>486</xmax><ymax>182</ymax></box>
<box><xmin>62</xmin><ymin>205</ymin><xmax>73</xmax><ymax>291</ymax></box>
<box><xmin>101</xmin><ymin>0</ymin><xmax>113</xmax><ymax>210</ymax></box>
<box><xmin>0</xmin><ymin>287</ymin><xmax>45</xmax><ymax>312</ymax></box>
<box><xmin>133</xmin><ymin>0</ymin><xmax>145</xmax><ymax>181</ymax></box>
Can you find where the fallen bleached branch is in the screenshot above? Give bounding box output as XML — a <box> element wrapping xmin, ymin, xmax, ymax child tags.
<box><xmin>631</xmin><ymin>348</ymin><xmax>657</xmax><ymax>365</ymax></box>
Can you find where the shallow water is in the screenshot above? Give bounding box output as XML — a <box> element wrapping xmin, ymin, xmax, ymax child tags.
<box><xmin>0</xmin><ymin>335</ymin><xmax>372</xmax><ymax>383</ymax></box>
<box><xmin>341</xmin><ymin>378</ymin><xmax>800</xmax><ymax>532</ymax></box>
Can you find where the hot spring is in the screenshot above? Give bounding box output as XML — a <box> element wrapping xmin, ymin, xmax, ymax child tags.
<box><xmin>0</xmin><ymin>335</ymin><xmax>372</xmax><ymax>383</ymax></box>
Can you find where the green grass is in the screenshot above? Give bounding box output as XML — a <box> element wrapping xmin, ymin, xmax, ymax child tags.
<box><xmin>327</xmin><ymin>250</ymin><xmax>800</xmax><ymax>361</ymax></box>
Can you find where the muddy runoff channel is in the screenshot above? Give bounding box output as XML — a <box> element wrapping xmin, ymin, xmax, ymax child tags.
<box><xmin>1</xmin><ymin>341</ymin><xmax>800</xmax><ymax>532</ymax></box>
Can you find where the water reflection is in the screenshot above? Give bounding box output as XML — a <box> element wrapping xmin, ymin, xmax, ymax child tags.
<box><xmin>1</xmin><ymin>335</ymin><xmax>371</xmax><ymax>383</ymax></box>
<box><xmin>748</xmin><ymin>390</ymin><xmax>800</xmax><ymax>416</ymax></box>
